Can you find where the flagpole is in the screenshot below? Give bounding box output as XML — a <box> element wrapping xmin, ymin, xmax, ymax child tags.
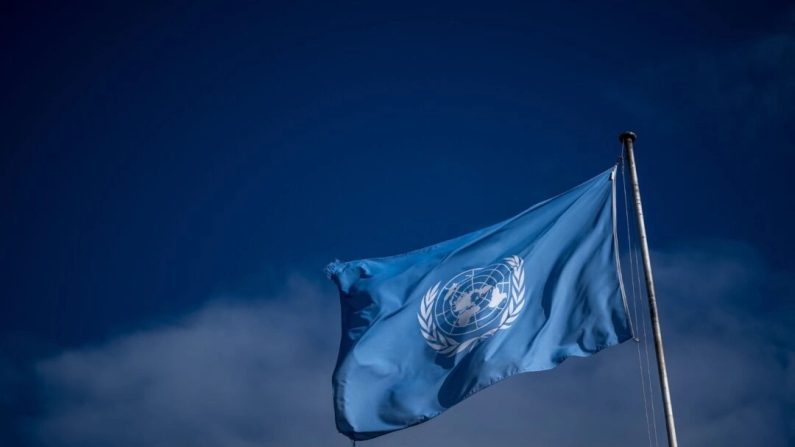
<box><xmin>619</xmin><ymin>131</ymin><xmax>679</xmax><ymax>447</ymax></box>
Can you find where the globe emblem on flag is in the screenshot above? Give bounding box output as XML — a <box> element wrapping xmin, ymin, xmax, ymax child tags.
<box><xmin>418</xmin><ymin>256</ymin><xmax>526</xmax><ymax>356</ymax></box>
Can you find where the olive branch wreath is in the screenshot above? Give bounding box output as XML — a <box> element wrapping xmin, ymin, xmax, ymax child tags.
<box><xmin>417</xmin><ymin>256</ymin><xmax>526</xmax><ymax>356</ymax></box>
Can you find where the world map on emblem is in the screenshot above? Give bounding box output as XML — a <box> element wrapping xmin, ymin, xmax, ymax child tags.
<box><xmin>418</xmin><ymin>255</ymin><xmax>526</xmax><ymax>355</ymax></box>
<box><xmin>434</xmin><ymin>263</ymin><xmax>513</xmax><ymax>340</ymax></box>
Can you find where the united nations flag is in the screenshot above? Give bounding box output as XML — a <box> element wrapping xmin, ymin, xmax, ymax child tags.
<box><xmin>326</xmin><ymin>167</ymin><xmax>633</xmax><ymax>441</ymax></box>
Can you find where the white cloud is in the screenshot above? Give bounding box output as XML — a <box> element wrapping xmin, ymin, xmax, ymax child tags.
<box><xmin>33</xmin><ymin>276</ymin><xmax>339</xmax><ymax>447</ymax></box>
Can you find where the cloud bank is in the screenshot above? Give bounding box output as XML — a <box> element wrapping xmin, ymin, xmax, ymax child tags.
<box><xmin>26</xmin><ymin>244</ymin><xmax>793</xmax><ymax>447</ymax></box>
<box><xmin>32</xmin><ymin>277</ymin><xmax>339</xmax><ymax>447</ymax></box>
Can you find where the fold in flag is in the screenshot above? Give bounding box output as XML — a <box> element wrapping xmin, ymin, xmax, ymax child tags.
<box><xmin>326</xmin><ymin>166</ymin><xmax>633</xmax><ymax>441</ymax></box>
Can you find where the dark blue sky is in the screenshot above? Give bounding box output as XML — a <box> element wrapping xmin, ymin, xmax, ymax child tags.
<box><xmin>2</xmin><ymin>1</ymin><xmax>794</xmax><ymax>446</ymax></box>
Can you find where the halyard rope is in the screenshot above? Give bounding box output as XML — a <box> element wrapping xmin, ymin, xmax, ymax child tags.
<box><xmin>620</xmin><ymin>154</ymin><xmax>657</xmax><ymax>447</ymax></box>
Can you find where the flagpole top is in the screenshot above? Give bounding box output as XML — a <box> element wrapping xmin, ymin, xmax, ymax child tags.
<box><xmin>619</xmin><ymin>131</ymin><xmax>637</xmax><ymax>144</ymax></box>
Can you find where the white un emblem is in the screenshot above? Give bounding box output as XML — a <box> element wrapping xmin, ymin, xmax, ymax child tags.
<box><xmin>418</xmin><ymin>256</ymin><xmax>526</xmax><ymax>356</ymax></box>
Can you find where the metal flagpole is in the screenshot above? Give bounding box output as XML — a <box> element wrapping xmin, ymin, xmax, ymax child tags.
<box><xmin>619</xmin><ymin>131</ymin><xmax>679</xmax><ymax>447</ymax></box>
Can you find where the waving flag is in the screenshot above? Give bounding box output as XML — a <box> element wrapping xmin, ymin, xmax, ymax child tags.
<box><xmin>326</xmin><ymin>166</ymin><xmax>633</xmax><ymax>441</ymax></box>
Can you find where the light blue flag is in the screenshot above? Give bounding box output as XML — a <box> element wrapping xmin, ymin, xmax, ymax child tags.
<box><xmin>326</xmin><ymin>166</ymin><xmax>632</xmax><ymax>441</ymax></box>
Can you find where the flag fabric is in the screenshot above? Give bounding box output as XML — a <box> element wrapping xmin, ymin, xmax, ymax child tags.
<box><xmin>325</xmin><ymin>166</ymin><xmax>633</xmax><ymax>441</ymax></box>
